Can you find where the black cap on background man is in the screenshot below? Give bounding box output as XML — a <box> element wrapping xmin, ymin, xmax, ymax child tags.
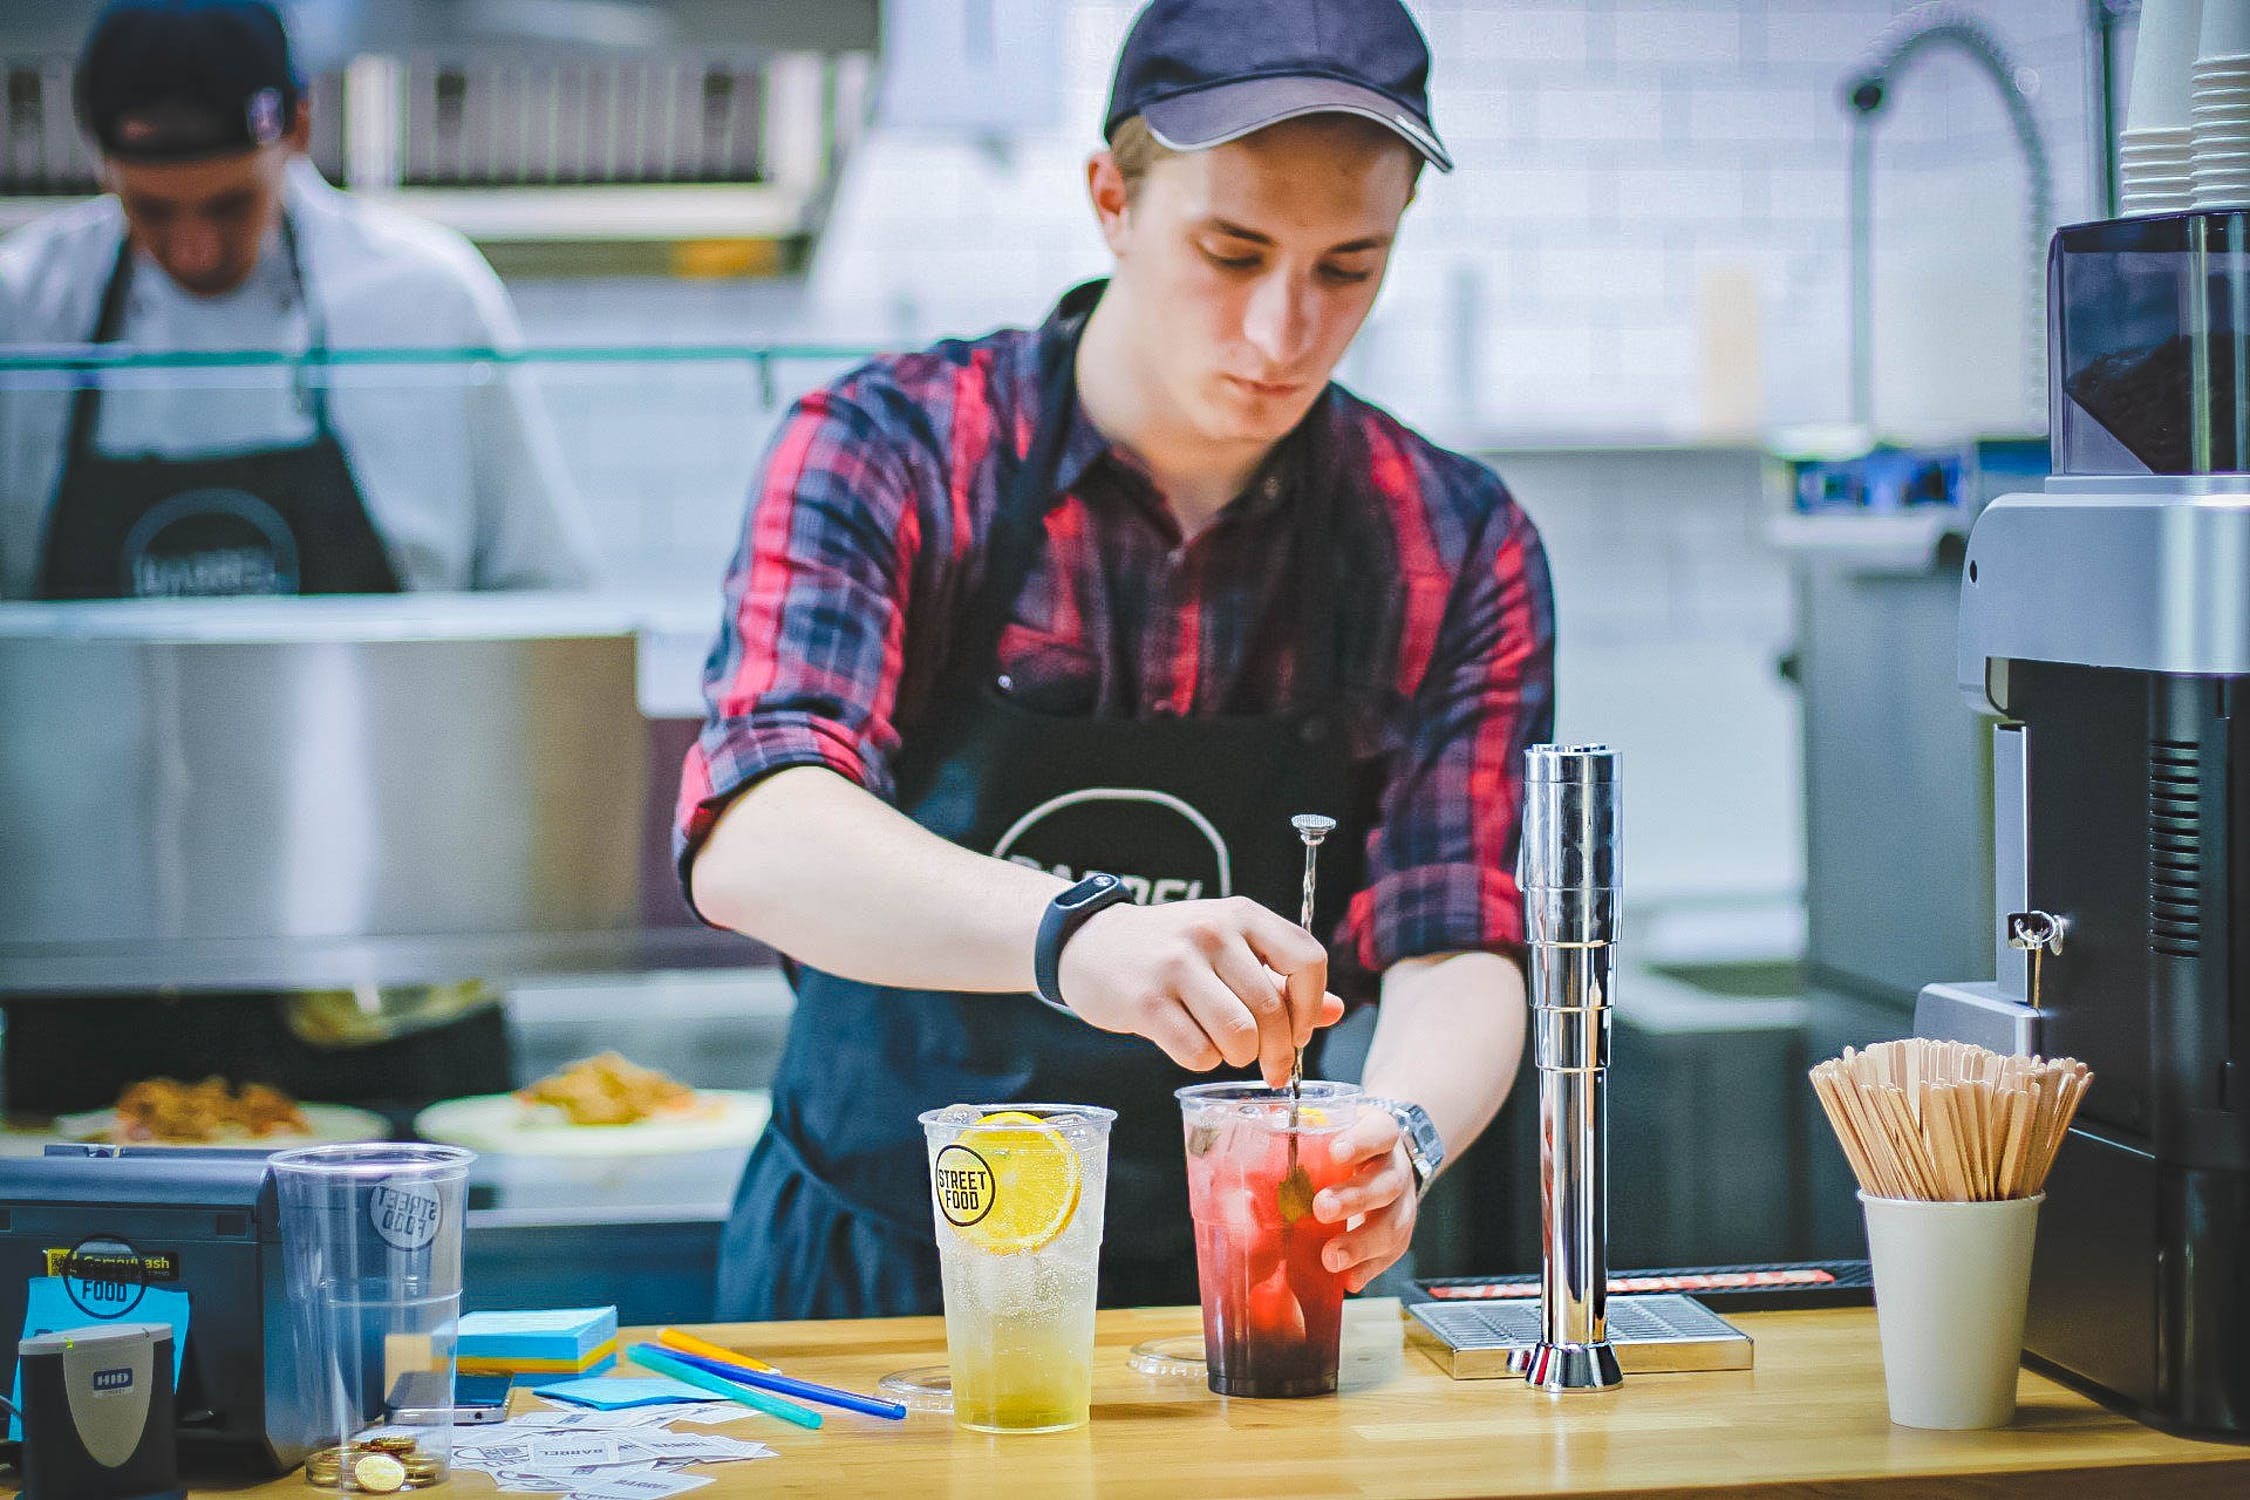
<box><xmin>76</xmin><ymin>0</ymin><xmax>303</xmax><ymax>163</ymax></box>
<box><xmin>1105</xmin><ymin>0</ymin><xmax>1453</xmax><ymax>171</ymax></box>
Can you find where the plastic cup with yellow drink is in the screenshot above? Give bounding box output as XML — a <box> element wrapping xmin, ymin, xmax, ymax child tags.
<box><xmin>919</xmin><ymin>1103</ymin><xmax>1115</xmax><ymax>1433</ymax></box>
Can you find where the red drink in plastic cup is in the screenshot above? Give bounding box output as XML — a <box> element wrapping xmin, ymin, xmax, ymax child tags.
<box><xmin>1178</xmin><ymin>1081</ymin><xmax>1365</xmax><ymax>1397</ymax></box>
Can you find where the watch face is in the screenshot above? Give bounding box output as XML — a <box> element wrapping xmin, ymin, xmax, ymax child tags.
<box><xmin>1393</xmin><ymin>1104</ymin><xmax>1442</xmax><ymax>1169</ymax></box>
<box><xmin>1067</xmin><ymin>873</ymin><xmax>1120</xmax><ymax>907</ymax></box>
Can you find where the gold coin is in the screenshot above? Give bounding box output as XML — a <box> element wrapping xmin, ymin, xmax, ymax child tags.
<box><xmin>350</xmin><ymin>1453</ymin><xmax>408</xmax><ymax>1494</ymax></box>
<box><xmin>368</xmin><ymin>1435</ymin><xmax>419</xmax><ymax>1454</ymax></box>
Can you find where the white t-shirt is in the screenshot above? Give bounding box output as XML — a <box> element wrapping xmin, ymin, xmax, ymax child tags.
<box><xmin>92</xmin><ymin>231</ymin><xmax>319</xmax><ymax>455</ymax></box>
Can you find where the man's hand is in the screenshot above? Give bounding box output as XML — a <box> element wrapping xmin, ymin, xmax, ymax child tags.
<box><xmin>1054</xmin><ymin>895</ymin><xmax>1344</xmax><ymax>1086</ymax></box>
<box><xmin>1315</xmin><ymin>1106</ymin><xmax>1417</xmax><ymax>1293</ymax></box>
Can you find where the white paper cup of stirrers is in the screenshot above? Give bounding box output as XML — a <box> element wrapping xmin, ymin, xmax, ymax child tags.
<box><xmin>1809</xmin><ymin>1039</ymin><xmax>2091</xmax><ymax>1430</ymax></box>
<box><xmin>1858</xmin><ymin>1191</ymin><xmax>2042</xmax><ymax>1428</ymax></box>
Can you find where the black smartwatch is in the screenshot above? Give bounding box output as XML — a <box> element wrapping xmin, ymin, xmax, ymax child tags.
<box><xmin>1034</xmin><ymin>872</ymin><xmax>1133</xmax><ymax>1014</ymax></box>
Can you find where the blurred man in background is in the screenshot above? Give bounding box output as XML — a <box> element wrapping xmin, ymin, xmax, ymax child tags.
<box><xmin>0</xmin><ymin>0</ymin><xmax>594</xmax><ymax>1117</ymax></box>
<box><xmin>0</xmin><ymin>0</ymin><xmax>592</xmax><ymax>599</ymax></box>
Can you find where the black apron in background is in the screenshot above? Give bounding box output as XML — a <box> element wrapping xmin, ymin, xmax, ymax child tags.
<box><xmin>4</xmin><ymin>222</ymin><xmax>507</xmax><ymax>1123</ymax></box>
<box><xmin>716</xmin><ymin>282</ymin><xmax>1373</xmax><ymax>1320</ymax></box>
<box><xmin>35</xmin><ymin>219</ymin><xmax>399</xmax><ymax>599</ymax></box>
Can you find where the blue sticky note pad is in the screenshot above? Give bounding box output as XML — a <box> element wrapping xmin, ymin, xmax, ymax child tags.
<box><xmin>532</xmin><ymin>1375</ymin><xmax>722</xmax><ymax>1409</ymax></box>
<box><xmin>11</xmin><ymin>1278</ymin><xmax>190</xmax><ymax>1440</ymax></box>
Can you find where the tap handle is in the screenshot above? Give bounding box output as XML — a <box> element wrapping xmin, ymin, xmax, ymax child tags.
<box><xmin>1523</xmin><ymin>745</ymin><xmax>1621</xmax><ymax>949</ymax></box>
<box><xmin>1521</xmin><ymin>744</ymin><xmax>1621</xmax><ymax>893</ymax></box>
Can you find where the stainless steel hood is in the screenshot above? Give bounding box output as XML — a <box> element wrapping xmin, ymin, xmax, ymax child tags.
<box><xmin>0</xmin><ymin>593</ymin><xmax>751</xmax><ymax>995</ymax></box>
<box><xmin>0</xmin><ymin>0</ymin><xmax>879</xmax><ymax>259</ymax></box>
<box><xmin>0</xmin><ymin>1</ymin><xmax>877</xmax><ymax>66</ymax></box>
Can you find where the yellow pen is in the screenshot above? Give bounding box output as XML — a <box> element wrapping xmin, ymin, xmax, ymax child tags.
<box><xmin>658</xmin><ymin>1326</ymin><xmax>778</xmax><ymax>1374</ymax></box>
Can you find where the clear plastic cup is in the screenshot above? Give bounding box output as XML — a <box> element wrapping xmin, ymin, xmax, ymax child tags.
<box><xmin>272</xmin><ymin>1144</ymin><xmax>472</xmax><ymax>1490</ymax></box>
<box><xmin>2202</xmin><ymin>0</ymin><xmax>2250</xmax><ymax>63</ymax></box>
<box><xmin>2127</xmin><ymin>0</ymin><xmax>2205</xmax><ymax>133</ymax></box>
<box><xmin>1177</xmin><ymin>1081</ymin><xmax>1367</xmax><ymax>1398</ymax></box>
<box><xmin>918</xmin><ymin>1103</ymin><xmax>1112</xmax><ymax>1434</ymax></box>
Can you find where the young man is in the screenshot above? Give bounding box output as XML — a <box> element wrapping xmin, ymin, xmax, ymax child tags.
<box><xmin>682</xmin><ymin>0</ymin><xmax>1555</xmax><ymax>1318</ymax></box>
<box><xmin>0</xmin><ymin>0</ymin><xmax>591</xmax><ymax>599</ymax></box>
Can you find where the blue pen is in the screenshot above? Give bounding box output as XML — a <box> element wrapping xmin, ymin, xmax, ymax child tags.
<box><xmin>656</xmin><ymin>1345</ymin><xmax>910</xmax><ymax>1421</ymax></box>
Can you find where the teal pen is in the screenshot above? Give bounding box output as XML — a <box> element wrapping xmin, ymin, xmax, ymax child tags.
<box><xmin>625</xmin><ymin>1344</ymin><xmax>824</xmax><ymax>1430</ymax></box>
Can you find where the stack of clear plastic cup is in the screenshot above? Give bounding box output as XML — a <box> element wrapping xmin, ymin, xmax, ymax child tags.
<box><xmin>2124</xmin><ymin>0</ymin><xmax>2203</xmax><ymax>214</ymax></box>
<box><xmin>2191</xmin><ymin>0</ymin><xmax>2250</xmax><ymax>207</ymax></box>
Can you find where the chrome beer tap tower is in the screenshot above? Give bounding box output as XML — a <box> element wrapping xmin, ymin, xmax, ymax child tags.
<box><xmin>1521</xmin><ymin>743</ymin><xmax>1625</xmax><ymax>1392</ymax></box>
<box><xmin>1402</xmin><ymin>741</ymin><xmax>1750</xmax><ymax>1381</ymax></box>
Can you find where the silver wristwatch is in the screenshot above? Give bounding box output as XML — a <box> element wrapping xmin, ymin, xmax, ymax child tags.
<box><xmin>1385</xmin><ymin>1099</ymin><xmax>1445</xmax><ymax>1197</ymax></box>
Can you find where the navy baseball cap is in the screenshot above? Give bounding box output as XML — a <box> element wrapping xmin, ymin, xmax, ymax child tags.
<box><xmin>1105</xmin><ymin>0</ymin><xmax>1452</xmax><ymax>173</ymax></box>
<box><xmin>75</xmin><ymin>0</ymin><xmax>302</xmax><ymax>162</ymax></box>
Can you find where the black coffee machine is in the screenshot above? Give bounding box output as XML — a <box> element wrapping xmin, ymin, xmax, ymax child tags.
<box><xmin>1917</xmin><ymin>207</ymin><xmax>2250</xmax><ymax>1437</ymax></box>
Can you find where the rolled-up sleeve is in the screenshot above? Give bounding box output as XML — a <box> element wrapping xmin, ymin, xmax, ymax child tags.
<box><xmin>1342</xmin><ymin>485</ymin><xmax>1557</xmax><ymax>972</ymax></box>
<box><xmin>673</xmin><ymin>388</ymin><xmax>923</xmax><ymax>902</ymax></box>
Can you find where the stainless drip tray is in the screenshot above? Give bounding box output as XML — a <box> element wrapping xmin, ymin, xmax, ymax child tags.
<box><xmin>1408</xmin><ymin>1294</ymin><xmax>1753</xmax><ymax>1379</ymax></box>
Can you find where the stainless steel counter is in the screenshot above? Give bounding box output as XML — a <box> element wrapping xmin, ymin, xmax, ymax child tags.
<box><xmin>0</xmin><ymin>590</ymin><xmax>752</xmax><ymax>994</ymax></box>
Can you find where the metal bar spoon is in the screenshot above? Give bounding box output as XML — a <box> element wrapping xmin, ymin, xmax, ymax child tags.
<box><xmin>1279</xmin><ymin>813</ymin><xmax>1337</xmax><ymax>1225</ymax></box>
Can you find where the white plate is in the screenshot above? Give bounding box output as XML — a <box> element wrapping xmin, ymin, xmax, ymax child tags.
<box><xmin>414</xmin><ymin>1089</ymin><xmax>770</xmax><ymax>1157</ymax></box>
<box><xmin>0</xmin><ymin>1101</ymin><xmax>389</xmax><ymax>1156</ymax></box>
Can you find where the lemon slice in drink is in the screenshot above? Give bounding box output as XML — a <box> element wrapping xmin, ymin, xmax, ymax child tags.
<box><xmin>949</xmin><ymin>1111</ymin><xmax>1082</xmax><ymax>1254</ymax></box>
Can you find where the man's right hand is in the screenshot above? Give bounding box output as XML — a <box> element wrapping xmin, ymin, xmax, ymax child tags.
<box><xmin>1053</xmin><ymin>895</ymin><xmax>1344</xmax><ymax>1087</ymax></box>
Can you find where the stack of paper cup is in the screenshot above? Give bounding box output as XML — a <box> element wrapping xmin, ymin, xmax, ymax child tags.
<box><xmin>2192</xmin><ymin>0</ymin><xmax>2250</xmax><ymax>208</ymax></box>
<box><xmin>2124</xmin><ymin>0</ymin><xmax>2202</xmax><ymax>214</ymax></box>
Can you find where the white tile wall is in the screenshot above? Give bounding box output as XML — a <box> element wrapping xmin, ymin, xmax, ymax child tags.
<box><xmin>502</xmin><ymin>0</ymin><xmax>2108</xmax><ymax>917</ymax></box>
<box><xmin>777</xmin><ymin>0</ymin><xmax>2092</xmax><ymax>445</ymax></box>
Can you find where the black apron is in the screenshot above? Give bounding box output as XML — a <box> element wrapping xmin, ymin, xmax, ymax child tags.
<box><xmin>716</xmin><ymin>282</ymin><xmax>1373</xmax><ymax>1320</ymax></box>
<box><xmin>34</xmin><ymin>220</ymin><xmax>399</xmax><ymax>599</ymax></box>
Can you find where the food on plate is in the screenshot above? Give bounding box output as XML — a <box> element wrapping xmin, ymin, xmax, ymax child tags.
<box><xmin>107</xmin><ymin>1076</ymin><xmax>315</xmax><ymax>1143</ymax></box>
<box><xmin>514</xmin><ymin>1052</ymin><xmax>711</xmax><ymax>1127</ymax></box>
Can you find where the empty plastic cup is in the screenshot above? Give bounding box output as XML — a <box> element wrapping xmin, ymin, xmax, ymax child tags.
<box><xmin>273</xmin><ymin>1144</ymin><xmax>472</xmax><ymax>1488</ymax></box>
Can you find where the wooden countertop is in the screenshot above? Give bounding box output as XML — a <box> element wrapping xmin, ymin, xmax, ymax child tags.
<box><xmin>204</xmin><ymin>1304</ymin><xmax>2250</xmax><ymax>1499</ymax></box>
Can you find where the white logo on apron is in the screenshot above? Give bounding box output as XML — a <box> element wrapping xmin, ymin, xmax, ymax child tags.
<box><xmin>119</xmin><ymin>486</ymin><xmax>300</xmax><ymax>597</ymax></box>
<box><xmin>991</xmin><ymin>787</ymin><xmax>1232</xmax><ymax>905</ymax></box>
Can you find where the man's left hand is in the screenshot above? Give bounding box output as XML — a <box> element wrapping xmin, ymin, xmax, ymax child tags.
<box><xmin>1312</xmin><ymin>1105</ymin><xmax>1417</xmax><ymax>1293</ymax></box>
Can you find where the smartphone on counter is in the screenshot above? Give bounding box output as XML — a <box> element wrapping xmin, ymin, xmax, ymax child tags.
<box><xmin>386</xmin><ymin>1371</ymin><xmax>512</xmax><ymax>1425</ymax></box>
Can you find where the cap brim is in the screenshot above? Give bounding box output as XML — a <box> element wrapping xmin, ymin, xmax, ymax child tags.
<box><xmin>1141</xmin><ymin>75</ymin><xmax>1453</xmax><ymax>173</ymax></box>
